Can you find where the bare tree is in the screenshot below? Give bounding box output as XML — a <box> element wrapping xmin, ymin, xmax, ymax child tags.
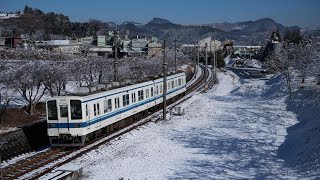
<box><xmin>41</xmin><ymin>62</ymin><xmax>67</xmax><ymax>96</ymax></box>
<box><xmin>290</xmin><ymin>40</ymin><xmax>314</xmax><ymax>84</ymax></box>
<box><xmin>265</xmin><ymin>42</ymin><xmax>293</xmax><ymax>97</ymax></box>
<box><xmin>309</xmin><ymin>41</ymin><xmax>320</xmax><ymax>85</ymax></box>
<box><xmin>0</xmin><ymin>62</ymin><xmax>14</xmax><ymax>121</ymax></box>
<box><xmin>7</xmin><ymin>61</ymin><xmax>47</xmax><ymax>115</ymax></box>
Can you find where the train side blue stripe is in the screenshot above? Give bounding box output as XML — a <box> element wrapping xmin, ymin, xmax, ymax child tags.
<box><xmin>47</xmin><ymin>86</ymin><xmax>185</xmax><ymax>129</ymax></box>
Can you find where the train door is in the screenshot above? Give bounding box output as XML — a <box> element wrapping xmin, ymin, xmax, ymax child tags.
<box><xmin>86</xmin><ymin>104</ymin><xmax>91</xmax><ymax>130</ymax></box>
<box><xmin>95</xmin><ymin>103</ymin><xmax>101</xmax><ymax>128</ymax></box>
<box><xmin>115</xmin><ymin>97</ymin><xmax>121</xmax><ymax>120</ymax></box>
<box><xmin>58</xmin><ymin>104</ymin><xmax>70</xmax><ymax>134</ymax></box>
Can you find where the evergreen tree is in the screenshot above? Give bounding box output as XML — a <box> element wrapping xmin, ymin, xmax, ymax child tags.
<box><xmin>284</xmin><ymin>30</ymin><xmax>303</xmax><ymax>44</ymax></box>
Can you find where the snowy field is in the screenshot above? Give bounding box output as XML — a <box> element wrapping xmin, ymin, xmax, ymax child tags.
<box><xmin>62</xmin><ymin>70</ymin><xmax>318</xmax><ymax>179</ymax></box>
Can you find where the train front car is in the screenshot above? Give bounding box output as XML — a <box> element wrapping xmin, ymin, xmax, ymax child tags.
<box><xmin>46</xmin><ymin>96</ymin><xmax>86</xmax><ymax>147</ymax></box>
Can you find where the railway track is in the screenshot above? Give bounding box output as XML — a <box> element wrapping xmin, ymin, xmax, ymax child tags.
<box><xmin>1</xmin><ymin>66</ymin><xmax>210</xmax><ymax>180</ymax></box>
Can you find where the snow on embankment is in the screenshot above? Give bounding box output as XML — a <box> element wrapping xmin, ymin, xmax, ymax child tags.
<box><xmin>278</xmin><ymin>85</ymin><xmax>320</xmax><ymax>176</ymax></box>
<box><xmin>227</xmin><ymin>73</ymin><xmax>320</xmax><ymax>176</ymax></box>
<box><xmin>247</xmin><ymin>73</ymin><xmax>320</xmax><ymax>176</ymax></box>
<box><xmin>57</xmin><ymin>71</ymin><xmax>319</xmax><ymax>179</ymax></box>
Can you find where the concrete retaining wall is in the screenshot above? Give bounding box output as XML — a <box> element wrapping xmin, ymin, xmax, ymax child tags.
<box><xmin>0</xmin><ymin>129</ymin><xmax>31</xmax><ymax>160</ymax></box>
<box><xmin>0</xmin><ymin>121</ymin><xmax>49</xmax><ymax>161</ymax></box>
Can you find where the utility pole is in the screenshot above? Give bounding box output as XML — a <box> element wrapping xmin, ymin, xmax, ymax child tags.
<box><xmin>213</xmin><ymin>33</ymin><xmax>217</xmax><ymax>79</ymax></box>
<box><xmin>114</xmin><ymin>32</ymin><xmax>118</xmax><ymax>81</ymax></box>
<box><xmin>205</xmin><ymin>43</ymin><xmax>208</xmax><ymax>91</ymax></box>
<box><xmin>174</xmin><ymin>38</ymin><xmax>177</xmax><ymax>72</ymax></box>
<box><xmin>196</xmin><ymin>48</ymin><xmax>199</xmax><ymax>77</ymax></box>
<box><xmin>162</xmin><ymin>40</ymin><xmax>167</xmax><ymax>120</ymax></box>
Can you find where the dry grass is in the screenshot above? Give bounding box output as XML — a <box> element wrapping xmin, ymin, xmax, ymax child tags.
<box><xmin>0</xmin><ymin>103</ymin><xmax>46</xmax><ymax>129</ymax></box>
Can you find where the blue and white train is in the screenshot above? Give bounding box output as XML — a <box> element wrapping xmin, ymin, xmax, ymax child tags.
<box><xmin>46</xmin><ymin>72</ymin><xmax>186</xmax><ymax>147</ymax></box>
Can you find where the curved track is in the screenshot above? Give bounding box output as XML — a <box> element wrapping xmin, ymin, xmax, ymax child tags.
<box><xmin>1</xmin><ymin>66</ymin><xmax>210</xmax><ymax>180</ymax></box>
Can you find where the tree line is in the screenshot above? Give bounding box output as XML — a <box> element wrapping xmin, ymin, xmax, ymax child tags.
<box><xmin>0</xmin><ymin>6</ymin><xmax>110</xmax><ymax>40</ymax></box>
<box><xmin>0</xmin><ymin>50</ymin><xmax>192</xmax><ymax>121</ymax></box>
<box><xmin>264</xmin><ymin>29</ymin><xmax>320</xmax><ymax>98</ymax></box>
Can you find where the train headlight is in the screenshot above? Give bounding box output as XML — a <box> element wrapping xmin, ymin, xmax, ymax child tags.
<box><xmin>74</xmin><ymin>123</ymin><xmax>82</xmax><ymax>128</ymax></box>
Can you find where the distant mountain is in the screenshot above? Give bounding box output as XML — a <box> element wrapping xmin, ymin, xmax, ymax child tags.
<box><xmin>205</xmin><ymin>21</ymin><xmax>252</xmax><ymax>32</ymax></box>
<box><xmin>118</xmin><ymin>17</ymin><xmax>224</xmax><ymax>44</ymax></box>
<box><xmin>121</xmin><ymin>21</ymin><xmax>143</xmax><ymax>26</ymax></box>
<box><xmin>118</xmin><ymin>17</ymin><xmax>302</xmax><ymax>45</ymax></box>
<box><xmin>207</xmin><ymin>18</ymin><xmax>300</xmax><ymax>33</ymax></box>
<box><xmin>0</xmin><ymin>6</ymin><xmax>301</xmax><ymax>46</ymax></box>
<box><xmin>148</xmin><ymin>17</ymin><xmax>173</xmax><ymax>25</ymax></box>
<box><xmin>106</xmin><ymin>22</ymin><xmax>117</xmax><ymax>28</ymax></box>
<box><xmin>240</xmin><ymin>18</ymin><xmax>286</xmax><ymax>34</ymax></box>
<box><xmin>203</xmin><ymin>18</ymin><xmax>302</xmax><ymax>45</ymax></box>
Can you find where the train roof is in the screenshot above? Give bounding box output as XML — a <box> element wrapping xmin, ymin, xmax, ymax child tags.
<box><xmin>47</xmin><ymin>71</ymin><xmax>186</xmax><ymax>101</ymax></box>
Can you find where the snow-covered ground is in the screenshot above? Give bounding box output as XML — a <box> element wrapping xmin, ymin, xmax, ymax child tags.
<box><xmin>52</xmin><ymin>70</ymin><xmax>319</xmax><ymax>179</ymax></box>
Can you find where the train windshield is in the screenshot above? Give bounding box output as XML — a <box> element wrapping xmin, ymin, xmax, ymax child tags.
<box><xmin>47</xmin><ymin>100</ymin><xmax>58</xmax><ymax>120</ymax></box>
<box><xmin>71</xmin><ymin>100</ymin><xmax>82</xmax><ymax>120</ymax></box>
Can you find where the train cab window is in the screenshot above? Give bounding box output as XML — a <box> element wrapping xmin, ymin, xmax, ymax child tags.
<box><xmin>60</xmin><ymin>105</ymin><xmax>68</xmax><ymax>118</ymax></box>
<box><xmin>115</xmin><ymin>97</ymin><xmax>120</xmax><ymax>109</ymax></box>
<box><xmin>151</xmin><ymin>87</ymin><xmax>154</xmax><ymax>97</ymax></box>
<box><xmin>123</xmin><ymin>94</ymin><xmax>129</xmax><ymax>107</ymax></box>
<box><xmin>104</xmin><ymin>99</ymin><xmax>112</xmax><ymax>113</ymax></box>
<box><xmin>131</xmin><ymin>93</ymin><xmax>136</xmax><ymax>103</ymax></box>
<box><xmin>138</xmin><ymin>90</ymin><xmax>144</xmax><ymax>101</ymax></box>
<box><xmin>47</xmin><ymin>100</ymin><xmax>58</xmax><ymax>120</ymax></box>
<box><xmin>145</xmin><ymin>89</ymin><xmax>149</xmax><ymax>99</ymax></box>
<box><xmin>71</xmin><ymin>100</ymin><xmax>82</xmax><ymax>120</ymax></box>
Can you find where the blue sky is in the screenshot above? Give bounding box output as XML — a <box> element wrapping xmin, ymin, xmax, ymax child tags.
<box><xmin>0</xmin><ymin>0</ymin><xmax>319</xmax><ymax>28</ymax></box>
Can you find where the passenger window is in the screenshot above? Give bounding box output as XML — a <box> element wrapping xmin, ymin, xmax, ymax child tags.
<box><xmin>171</xmin><ymin>81</ymin><xmax>174</xmax><ymax>88</ymax></box>
<box><xmin>115</xmin><ymin>97</ymin><xmax>120</xmax><ymax>109</ymax></box>
<box><xmin>71</xmin><ymin>100</ymin><xmax>82</xmax><ymax>120</ymax></box>
<box><xmin>132</xmin><ymin>93</ymin><xmax>136</xmax><ymax>103</ymax></box>
<box><xmin>138</xmin><ymin>90</ymin><xmax>144</xmax><ymax>101</ymax></box>
<box><xmin>155</xmin><ymin>86</ymin><xmax>159</xmax><ymax>95</ymax></box>
<box><xmin>123</xmin><ymin>94</ymin><xmax>129</xmax><ymax>107</ymax></box>
<box><xmin>94</xmin><ymin>104</ymin><xmax>97</xmax><ymax>116</ymax></box>
<box><xmin>104</xmin><ymin>99</ymin><xmax>112</xmax><ymax>113</ymax></box>
<box><xmin>145</xmin><ymin>89</ymin><xmax>149</xmax><ymax>98</ymax></box>
<box><xmin>160</xmin><ymin>84</ymin><xmax>163</xmax><ymax>94</ymax></box>
<box><xmin>151</xmin><ymin>87</ymin><xmax>154</xmax><ymax>97</ymax></box>
<box><xmin>97</xmin><ymin>103</ymin><xmax>100</xmax><ymax>115</ymax></box>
